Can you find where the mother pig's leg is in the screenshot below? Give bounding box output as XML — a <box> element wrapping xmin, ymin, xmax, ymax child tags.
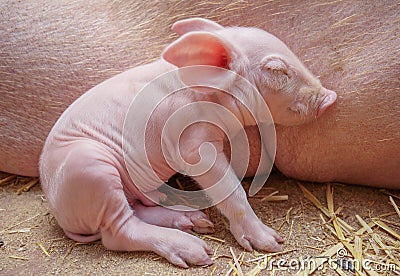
<box><xmin>40</xmin><ymin>143</ymin><xmax>213</xmax><ymax>268</ymax></box>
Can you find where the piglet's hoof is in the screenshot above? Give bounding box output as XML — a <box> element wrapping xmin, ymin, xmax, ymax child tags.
<box><xmin>176</xmin><ymin>211</ymin><xmax>215</xmax><ymax>234</ymax></box>
<box><xmin>155</xmin><ymin>230</ymin><xmax>214</xmax><ymax>268</ymax></box>
<box><xmin>231</xmin><ymin>219</ymin><xmax>283</xmax><ymax>252</ymax></box>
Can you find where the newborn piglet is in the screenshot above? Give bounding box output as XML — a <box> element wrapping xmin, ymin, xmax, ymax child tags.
<box><xmin>40</xmin><ymin>18</ymin><xmax>336</xmax><ymax>268</ymax></box>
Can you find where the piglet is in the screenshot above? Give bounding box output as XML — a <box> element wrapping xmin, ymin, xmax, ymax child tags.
<box><xmin>40</xmin><ymin>18</ymin><xmax>336</xmax><ymax>268</ymax></box>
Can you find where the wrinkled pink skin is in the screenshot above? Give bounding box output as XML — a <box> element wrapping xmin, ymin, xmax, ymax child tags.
<box><xmin>40</xmin><ymin>19</ymin><xmax>336</xmax><ymax>267</ymax></box>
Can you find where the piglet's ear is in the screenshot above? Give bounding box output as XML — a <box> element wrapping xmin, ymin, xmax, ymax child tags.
<box><xmin>162</xmin><ymin>31</ymin><xmax>230</xmax><ymax>69</ymax></box>
<box><xmin>172</xmin><ymin>17</ymin><xmax>224</xmax><ymax>35</ymax></box>
<box><xmin>162</xmin><ymin>32</ymin><xmax>235</xmax><ymax>90</ymax></box>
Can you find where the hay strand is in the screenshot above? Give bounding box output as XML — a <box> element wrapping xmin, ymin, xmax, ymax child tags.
<box><xmin>297</xmin><ymin>183</ymin><xmax>400</xmax><ymax>276</ymax></box>
<box><xmin>389</xmin><ymin>196</ymin><xmax>400</xmax><ymax>219</ymax></box>
<box><xmin>356</xmin><ymin>215</ymin><xmax>400</xmax><ymax>267</ymax></box>
<box><xmin>16</xmin><ymin>178</ymin><xmax>39</xmax><ymax>195</ymax></box>
<box><xmin>325</xmin><ymin>184</ymin><xmax>368</xmax><ymax>275</ymax></box>
<box><xmin>202</xmin><ymin>235</ymin><xmax>226</xmax><ymax>243</ymax></box>
<box><xmin>373</xmin><ymin>219</ymin><xmax>400</xmax><ymax>240</ymax></box>
<box><xmin>0</xmin><ymin>213</ymin><xmax>41</xmax><ymax>233</ymax></box>
<box><xmin>7</xmin><ymin>228</ymin><xmax>31</xmax><ymax>234</ymax></box>
<box><xmin>36</xmin><ymin>242</ymin><xmax>50</xmax><ymax>257</ymax></box>
<box><xmin>210</xmin><ymin>266</ymin><xmax>217</xmax><ymax>276</ymax></box>
<box><xmin>261</xmin><ymin>191</ymin><xmax>289</xmax><ymax>202</ymax></box>
<box><xmin>229</xmin><ymin>247</ymin><xmax>243</xmax><ymax>276</ymax></box>
<box><xmin>354</xmin><ymin>235</ymin><xmax>363</xmax><ymax>276</ymax></box>
<box><xmin>261</xmin><ymin>195</ymin><xmax>289</xmax><ymax>202</ymax></box>
<box><xmin>0</xmin><ymin>175</ymin><xmax>17</xmax><ymax>186</ymax></box>
<box><xmin>9</xmin><ymin>255</ymin><xmax>29</xmax><ymax>261</ymax></box>
<box><xmin>298</xmin><ymin>183</ymin><xmax>354</xmax><ymax>232</ymax></box>
<box><xmin>228</xmin><ymin>261</ymin><xmax>239</xmax><ymax>276</ymax></box>
<box><xmin>295</xmin><ymin>242</ymin><xmax>344</xmax><ymax>275</ymax></box>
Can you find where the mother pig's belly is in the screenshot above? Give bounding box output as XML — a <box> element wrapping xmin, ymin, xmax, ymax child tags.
<box><xmin>273</xmin><ymin>87</ymin><xmax>399</xmax><ymax>189</ymax></box>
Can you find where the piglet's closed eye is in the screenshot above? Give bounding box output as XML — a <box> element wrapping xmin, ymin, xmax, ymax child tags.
<box><xmin>260</xmin><ymin>56</ymin><xmax>290</xmax><ymax>91</ymax></box>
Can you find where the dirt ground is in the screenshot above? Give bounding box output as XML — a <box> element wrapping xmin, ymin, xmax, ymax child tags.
<box><xmin>0</xmin><ymin>170</ymin><xmax>399</xmax><ymax>275</ymax></box>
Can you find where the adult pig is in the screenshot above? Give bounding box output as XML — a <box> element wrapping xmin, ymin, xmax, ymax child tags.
<box><xmin>1</xmin><ymin>0</ymin><xmax>399</xmax><ymax>188</ymax></box>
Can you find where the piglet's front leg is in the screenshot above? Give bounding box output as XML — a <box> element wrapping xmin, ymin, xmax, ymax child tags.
<box><xmin>218</xmin><ymin>180</ymin><xmax>283</xmax><ymax>252</ymax></box>
<box><xmin>189</xmin><ymin>144</ymin><xmax>283</xmax><ymax>252</ymax></box>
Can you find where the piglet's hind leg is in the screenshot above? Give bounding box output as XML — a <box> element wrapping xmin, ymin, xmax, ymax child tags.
<box><xmin>132</xmin><ymin>201</ymin><xmax>214</xmax><ymax>234</ymax></box>
<box><xmin>42</xmin><ymin>142</ymin><xmax>212</xmax><ymax>268</ymax></box>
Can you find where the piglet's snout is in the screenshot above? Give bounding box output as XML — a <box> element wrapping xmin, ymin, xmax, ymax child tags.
<box><xmin>316</xmin><ymin>88</ymin><xmax>337</xmax><ymax>119</ymax></box>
